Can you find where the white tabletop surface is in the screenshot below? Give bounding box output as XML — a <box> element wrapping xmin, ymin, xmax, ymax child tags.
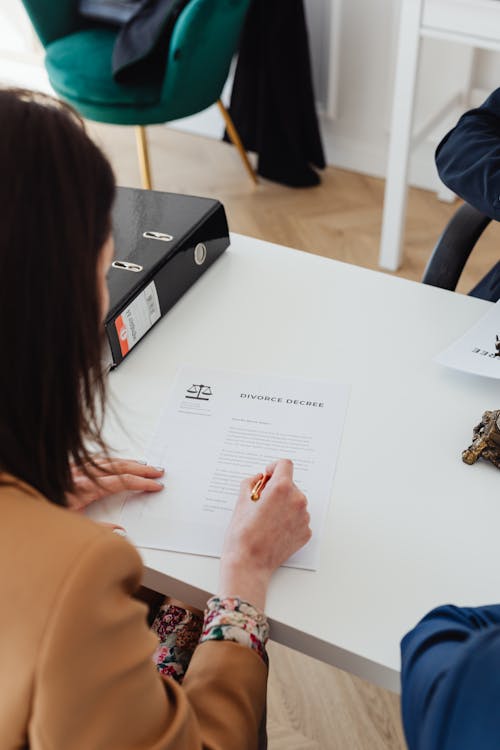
<box><xmin>91</xmin><ymin>233</ymin><xmax>500</xmax><ymax>693</ymax></box>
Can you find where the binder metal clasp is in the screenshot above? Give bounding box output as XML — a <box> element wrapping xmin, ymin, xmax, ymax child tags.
<box><xmin>112</xmin><ymin>260</ymin><xmax>143</xmax><ymax>272</ymax></box>
<box><xmin>143</xmin><ymin>231</ymin><xmax>173</xmax><ymax>242</ymax></box>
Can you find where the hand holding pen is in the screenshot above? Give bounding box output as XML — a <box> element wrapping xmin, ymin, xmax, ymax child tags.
<box><xmin>219</xmin><ymin>459</ymin><xmax>312</xmax><ymax>610</ymax></box>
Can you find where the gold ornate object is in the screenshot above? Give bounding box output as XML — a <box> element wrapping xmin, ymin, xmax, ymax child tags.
<box><xmin>462</xmin><ymin>410</ymin><xmax>500</xmax><ymax>468</ymax></box>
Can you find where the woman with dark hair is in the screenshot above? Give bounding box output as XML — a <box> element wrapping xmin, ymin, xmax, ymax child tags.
<box><xmin>0</xmin><ymin>89</ymin><xmax>311</xmax><ymax>749</ymax></box>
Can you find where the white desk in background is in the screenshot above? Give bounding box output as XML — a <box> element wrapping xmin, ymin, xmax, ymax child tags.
<box><xmin>90</xmin><ymin>233</ymin><xmax>500</xmax><ymax>693</ymax></box>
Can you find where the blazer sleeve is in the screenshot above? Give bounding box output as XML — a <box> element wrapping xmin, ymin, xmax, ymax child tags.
<box><xmin>435</xmin><ymin>88</ymin><xmax>500</xmax><ymax>219</ymax></box>
<box><xmin>400</xmin><ymin>603</ymin><xmax>500</xmax><ymax>750</ymax></box>
<box><xmin>30</xmin><ymin>531</ymin><xmax>267</xmax><ymax>750</ymax></box>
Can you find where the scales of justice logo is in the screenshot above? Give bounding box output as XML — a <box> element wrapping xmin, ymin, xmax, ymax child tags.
<box><xmin>185</xmin><ymin>384</ymin><xmax>213</xmax><ymax>401</ymax></box>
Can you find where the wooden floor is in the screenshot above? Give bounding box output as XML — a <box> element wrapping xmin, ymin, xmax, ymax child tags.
<box><xmin>88</xmin><ymin>121</ymin><xmax>500</xmax><ymax>750</ymax></box>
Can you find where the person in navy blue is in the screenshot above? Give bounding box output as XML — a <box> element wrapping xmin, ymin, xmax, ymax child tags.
<box><xmin>400</xmin><ymin>93</ymin><xmax>500</xmax><ymax>747</ymax></box>
<box><xmin>401</xmin><ymin>604</ymin><xmax>500</xmax><ymax>749</ymax></box>
<box><xmin>436</xmin><ymin>87</ymin><xmax>500</xmax><ymax>301</ymax></box>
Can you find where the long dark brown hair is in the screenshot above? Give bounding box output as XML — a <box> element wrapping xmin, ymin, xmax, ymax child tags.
<box><xmin>0</xmin><ymin>89</ymin><xmax>115</xmax><ymax>505</ymax></box>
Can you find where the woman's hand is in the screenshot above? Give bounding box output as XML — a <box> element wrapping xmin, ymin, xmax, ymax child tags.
<box><xmin>219</xmin><ymin>459</ymin><xmax>312</xmax><ymax>610</ymax></box>
<box><xmin>67</xmin><ymin>457</ymin><xmax>165</xmax><ymax>511</ymax></box>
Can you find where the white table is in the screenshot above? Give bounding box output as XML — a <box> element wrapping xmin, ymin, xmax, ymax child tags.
<box><xmin>93</xmin><ymin>233</ymin><xmax>500</xmax><ymax>693</ymax></box>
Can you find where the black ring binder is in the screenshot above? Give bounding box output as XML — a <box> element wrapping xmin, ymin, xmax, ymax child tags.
<box><xmin>104</xmin><ymin>186</ymin><xmax>230</xmax><ymax>368</ymax></box>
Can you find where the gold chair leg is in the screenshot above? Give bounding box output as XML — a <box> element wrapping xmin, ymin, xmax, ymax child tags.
<box><xmin>135</xmin><ymin>125</ymin><xmax>152</xmax><ymax>190</ymax></box>
<box><xmin>217</xmin><ymin>100</ymin><xmax>258</xmax><ymax>185</ymax></box>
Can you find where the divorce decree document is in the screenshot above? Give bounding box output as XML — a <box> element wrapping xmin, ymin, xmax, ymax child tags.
<box><xmin>119</xmin><ymin>367</ymin><xmax>349</xmax><ymax>570</ymax></box>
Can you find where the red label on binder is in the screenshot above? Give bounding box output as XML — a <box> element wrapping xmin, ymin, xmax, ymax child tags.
<box><xmin>115</xmin><ymin>314</ymin><xmax>129</xmax><ymax>356</ymax></box>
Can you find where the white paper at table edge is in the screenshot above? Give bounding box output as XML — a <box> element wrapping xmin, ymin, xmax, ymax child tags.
<box><xmin>435</xmin><ymin>299</ymin><xmax>500</xmax><ymax>379</ymax></box>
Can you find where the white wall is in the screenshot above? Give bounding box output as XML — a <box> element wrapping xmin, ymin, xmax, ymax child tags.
<box><xmin>304</xmin><ymin>0</ymin><xmax>330</xmax><ymax>111</ymax></box>
<box><xmin>0</xmin><ymin>2</ymin><xmax>50</xmax><ymax>92</ymax></box>
<box><xmin>309</xmin><ymin>0</ymin><xmax>399</xmax><ymax>174</ymax></box>
<box><xmin>474</xmin><ymin>48</ymin><xmax>500</xmax><ymax>91</ymax></box>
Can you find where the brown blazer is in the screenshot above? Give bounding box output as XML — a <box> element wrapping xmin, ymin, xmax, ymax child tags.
<box><xmin>0</xmin><ymin>474</ymin><xmax>267</xmax><ymax>749</ymax></box>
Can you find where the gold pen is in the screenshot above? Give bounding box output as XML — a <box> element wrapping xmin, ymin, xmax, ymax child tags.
<box><xmin>250</xmin><ymin>472</ymin><xmax>270</xmax><ymax>502</ymax></box>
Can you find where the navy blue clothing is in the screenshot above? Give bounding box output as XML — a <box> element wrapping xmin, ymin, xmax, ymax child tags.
<box><xmin>469</xmin><ymin>260</ymin><xmax>500</xmax><ymax>301</ymax></box>
<box><xmin>401</xmin><ymin>604</ymin><xmax>500</xmax><ymax>750</ymax></box>
<box><xmin>436</xmin><ymin>88</ymin><xmax>500</xmax><ymax>301</ymax></box>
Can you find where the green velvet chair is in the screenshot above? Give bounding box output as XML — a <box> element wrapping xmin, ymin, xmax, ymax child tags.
<box><xmin>21</xmin><ymin>0</ymin><xmax>256</xmax><ymax>188</ymax></box>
